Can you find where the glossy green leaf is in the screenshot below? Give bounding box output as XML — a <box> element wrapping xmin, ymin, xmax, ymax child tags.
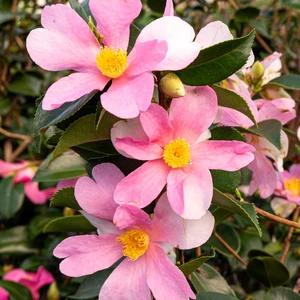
<box><xmin>268</xmin><ymin>74</ymin><xmax>300</xmax><ymax>90</ymax></box>
<box><xmin>176</xmin><ymin>30</ymin><xmax>255</xmax><ymax>86</ymax></box>
<box><xmin>208</xmin><ymin>223</ymin><xmax>241</xmax><ymax>257</ymax></box>
<box><xmin>247</xmin><ymin>256</ymin><xmax>289</xmax><ymax>287</ymax></box>
<box><xmin>52</xmin><ymin>112</ymin><xmax>118</xmax><ymax>159</ymax></box>
<box><xmin>211</xmin><ymin>85</ymin><xmax>256</xmax><ymax>125</ymax></box>
<box><xmin>212</xmin><ymin>207</ymin><xmax>233</xmax><ymax>224</ymax></box>
<box><xmin>69</xmin><ymin>0</ymin><xmax>89</xmax><ymax>23</ymax></box>
<box><xmin>128</xmin><ymin>24</ymin><xmax>140</xmax><ymax>53</ymax></box>
<box><xmin>43</xmin><ymin>215</ymin><xmax>95</xmax><ymax>233</ymax></box>
<box><xmin>33</xmin><ymin>154</ymin><xmax>86</xmax><ymax>182</ymax></box>
<box><xmin>50</xmin><ymin>187</ymin><xmax>81</xmax><ymax>210</ymax></box>
<box><xmin>191</xmin><ymin>263</ymin><xmax>236</xmax><ymax>296</ymax></box>
<box><xmin>179</xmin><ymin>249</ymin><xmax>215</xmax><ymax>276</ymax></box>
<box><xmin>69</xmin><ymin>268</ymin><xmax>115</xmax><ymax>299</ymax></box>
<box><xmin>7</xmin><ymin>73</ymin><xmax>42</xmax><ymax>97</ymax></box>
<box><xmin>210</xmin><ymin>127</ymin><xmax>245</xmax><ymax>142</ymax></box>
<box><xmin>211</xmin><ymin>170</ymin><xmax>241</xmax><ymax>193</ymax></box>
<box><xmin>212</xmin><ymin>189</ymin><xmax>262</xmax><ymax>236</ymax></box>
<box><xmin>0</xmin><ymin>176</ymin><xmax>24</xmax><ymax>219</ymax></box>
<box><xmin>264</xmin><ymin>287</ymin><xmax>300</xmax><ymax>300</ymax></box>
<box><xmin>240</xmin><ymin>119</ymin><xmax>282</xmax><ymax>150</ymax></box>
<box><xmin>196</xmin><ymin>292</ymin><xmax>238</xmax><ymax>300</ymax></box>
<box><xmin>0</xmin><ymin>280</ymin><xmax>33</xmax><ymax>300</ymax></box>
<box><xmin>33</xmin><ymin>90</ymin><xmax>97</xmax><ymax>151</ymax></box>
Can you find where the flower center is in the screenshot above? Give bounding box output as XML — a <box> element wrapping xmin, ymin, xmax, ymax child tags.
<box><xmin>96</xmin><ymin>46</ymin><xmax>127</xmax><ymax>79</ymax></box>
<box><xmin>284</xmin><ymin>177</ymin><xmax>300</xmax><ymax>197</ymax></box>
<box><xmin>163</xmin><ymin>137</ymin><xmax>191</xmax><ymax>168</ymax></box>
<box><xmin>116</xmin><ymin>229</ymin><xmax>149</xmax><ymax>261</ymax></box>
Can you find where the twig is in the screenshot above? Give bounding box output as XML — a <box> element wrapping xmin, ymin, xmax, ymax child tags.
<box><xmin>228</xmin><ymin>0</ymin><xmax>238</xmax><ymax>10</ymax></box>
<box><xmin>8</xmin><ymin>137</ymin><xmax>33</xmax><ymax>162</ymax></box>
<box><xmin>255</xmin><ymin>31</ymin><xmax>273</xmax><ymax>54</ymax></box>
<box><xmin>280</xmin><ymin>206</ymin><xmax>300</xmax><ymax>263</ymax></box>
<box><xmin>214</xmin><ymin>232</ymin><xmax>247</xmax><ymax>266</ymax></box>
<box><xmin>294</xmin><ymin>278</ymin><xmax>300</xmax><ymax>293</ymax></box>
<box><xmin>0</xmin><ymin>127</ymin><xmax>32</xmax><ymax>140</ymax></box>
<box><xmin>195</xmin><ymin>247</ymin><xmax>201</xmax><ymax>257</ymax></box>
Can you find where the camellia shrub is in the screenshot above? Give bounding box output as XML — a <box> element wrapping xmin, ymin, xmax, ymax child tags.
<box><xmin>0</xmin><ymin>0</ymin><xmax>300</xmax><ymax>299</ymax></box>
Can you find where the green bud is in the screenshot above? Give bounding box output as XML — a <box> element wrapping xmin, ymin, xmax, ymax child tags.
<box><xmin>47</xmin><ymin>282</ymin><xmax>60</xmax><ymax>300</ymax></box>
<box><xmin>159</xmin><ymin>73</ymin><xmax>186</xmax><ymax>98</ymax></box>
<box><xmin>251</xmin><ymin>61</ymin><xmax>265</xmax><ymax>80</ymax></box>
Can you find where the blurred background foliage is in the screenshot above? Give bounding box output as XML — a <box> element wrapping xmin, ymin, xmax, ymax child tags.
<box><xmin>0</xmin><ymin>0</ymin><xmax>300</xmax><ymax>299</ymax></box>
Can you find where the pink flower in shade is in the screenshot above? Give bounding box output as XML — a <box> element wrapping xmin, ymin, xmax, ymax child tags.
<box><xmin>26</xmin><ymin>0</ymin><xmax>200</xmax><ymax>119</ymax></box>
<box><xmin>3</xmin><ymin>266</ymin><xmax>55</xmax><ymax>300</ymax></box>
<box><xmin>112</xmin><ymin>86</ymin><xmax>255</xmax><ymax>219</ymax></box>
<box><xmin>54</xmin><ymin>163</ymin><xmax>215</xmax><ymax>300</ymax></box>
<box><xmin>56</xmin><ymin>178</ymin><xmax>79</xmax><ymax>190</ymax></box>
<box><xmin>0</xmin><ymin>287</ymin><xmax>9</xmax><ymax>300</ymax></box>
<box><xmin>0</xmin><ymin>160</ymin><xmax>55</xmax><ymax>204</ymax></box>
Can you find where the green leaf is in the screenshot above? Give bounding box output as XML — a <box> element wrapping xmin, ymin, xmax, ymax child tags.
<box><xmin>175</xmin><ymin>30</ymin><xmax>255</xmax><ymax>86</ymax></box>
<box><xmin>247</xmin><ymin>256</ymin><xmax>289</xmax><ymax>288</ymax></box>
<box><xmin>179</xmin><ymin>249</ymin><xmax>215</xmax><ymax>276</ymax></box>
<box><xmin>69</xmin><ymin>0</ymin><xmax>89</xmax><ymax>23</ymax></box>
<box><xmin>45</xmin><ymin>130</ymin><xmax>63</xmax><ymax>146</ymax></box>
<box><xmin>43</xmin><ymin>215</ymin><xmax>95</xmax><ymax>233</ymax></box>
<box><xmin>0</xmin><ymin>177</ymin><xmax>24</xmax><ymax>219</ymax></box>
<box><xmin>52</xmin><ymin>112</ymin><xmax>118</xmax><ymax>159</ymax></box>
<box><xmin>264</xmin><ymin>287</ymin><xmax>300</xmax><ymax>300</ymax></box>
<box><xmin>196</xmin><ymin>292</ymin><xmax>238</xmax><ymax>300</ymax></box>
<box><xmin>212</xmin><ymin>189</ymin><xmax>262</xmax><ymax>236</ymax></box>
<box><xmin>211</xmin><ymin>85</ymin><xmax>256</xmax><ymax>125</ymax></box>
<box><xmin>191</xmin><ymin>263</ymin><xmax>236</xmax><ymax>296</ymax></box>
<box><xmin>235</xmin><ymin>7</ymin><xmax>260</xmax><ymax>22</ymax></box>
<box><xmin>147</xmin><ymin>0</ymin><xmax>166</xmax><ymax>13</ymax></box>
<box><xmin>212</xmin><ymin>207</ymin><xmax>233</xmax><ymax>225</ymax></box>
<box><xmin>240</xmin><ymin>119</ymin><xmax>282</xmax><ymax>150</ymax></box>
<box><xmin>210</xmin><ymin>127</ymin><xmax>245</xmax><ymax>142</ymax></box>
<box><xmin>0</xmin><ymin>12</ymin><xmax>14</xmax><ymax>24</ymax></box>
<box><xmin>266</xmin><ymin>74</ymin><xmax>300</xmax><ymax>90</ymax></box>
<box><xmin>208</xmin><ymin>223</ymin><xmax>241</xmax><ymax>257</ymax></box>
<box><xmin>7</xmin><ymin>73</ymin><xmax>42</xmax><ymax>97</ymax></box>
<box><xmin>211</xmin><ymin>170</ymin><xmax>241</xmax><ymax>193</ymax></box>
<box><xmin>0</xmin><ymin>280</ymin><xmax>33</xmax><ymax>300</ymax></box>
<box><xmin>50</xmin><ymin>187</ymin><xmax>81</xmax><ymax>210</ymax></box>
<box><xmin>128</xmin><ymin>24</ymin><xmax>141</xmax><ymax>53</ymax></box>
<box><xmin>69</xmin><ymin>268</ymin><xmax>115</xmax><ymax>299</ymax></box>
<box><xmin>33</xmin><ymin>90</ymin><xmax>97</xmax><ymax>151</ymax></box>
<box><xmin>33</xmin><ymin>154</ymin><xmax>87</xmax><ymax>182</ymax></box>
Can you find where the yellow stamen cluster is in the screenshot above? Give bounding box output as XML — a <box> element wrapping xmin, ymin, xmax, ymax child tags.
<box><xmin>116</xmin><ymin>229</ymin><xmax>149</xmax><ymax>261</ymax></box>
<box><xmin>96</xmin><ymin>46</ymin><xmax>127</xmax><ymax>79</ymax></box>
<box><xmin>284</xmin><ymin>177</ymin><xmax>300</xmax><ymax>197</ymax></box>
<box><xmin>163</xmin><ymin>137</ymin><xmax>191</xmax><ymax>168</ymax></box>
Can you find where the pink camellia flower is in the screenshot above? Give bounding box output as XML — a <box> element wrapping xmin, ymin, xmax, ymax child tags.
<box><xmin>0</xmin><ymin>287</ymin><xmax>9</xmax><ymax>300</ymax></box>
<box><xmin>26</xmin><ymin>0</ymin><xmax>200</xmax><ymax>118</ymax></box>
<box><xmin>0</xmin><ymin>160</ymin><xmax>55</xmax><ymax>204</ymax></box>
<box><xmin>54</xmin><ymin>163</ymin><xmax>215</xmax><ymax>300</ymax></box>
<box><xmin>112</xmin><ymin>86</ymin><xmax>255</xmax><ymax>219</ymax></box>
<box><xmin>3</xmin><ymin>266</ymin><xmax>55</xmax><ymax>300</ymax></box>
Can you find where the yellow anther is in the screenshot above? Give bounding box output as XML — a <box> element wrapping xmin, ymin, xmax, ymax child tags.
<box><xmin>116</xmin><ymin>229</ymin><xmax>149</xmax><ymax>261</ymax></box>
<box><xmin>163</xmin><ymin>137</ymin><xmax>191</xmax><ymax>168</ymax></box>
<box><xmin>96</xmin><ymin>46</ymin><xmax>127</xmax><ymax>79</ymax></box>
<box><xmin>284</xmin><ymin>177</ymin><xmax>300</xmax><ymax>197</ymax></box>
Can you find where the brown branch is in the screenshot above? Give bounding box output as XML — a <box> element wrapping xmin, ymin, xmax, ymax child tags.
<box><xmin>0</xmin><ymin>127</ymin><xmax>32</xmax><ymax>140</ymax></box>
<box><xmin>195</xmin><ymin>247</ymin><xmax>201</xmax><ymax>257</ymax></box>
<box><xmin>255</xmin><ymin>31</ymin><xmax>273</xmax><ymax>54</ymax></box>
<box><xmin>228</xmin><ymin>0</ymin><xmax>238</xmax><ymax>10</ymax></box>
<box><xmin>214</xmin><ymin>232</ymin><xmax>247</xmax><ymax>266</ymax></box>
<box><xmin>280</xmin><ymin>206</ymin><xmax>300</xmax><ymax>264</ymax></box>
<box><xmin>8</xmin><ymin>137</ymin><xmax>33</xmax><ymax>162</ymax></box>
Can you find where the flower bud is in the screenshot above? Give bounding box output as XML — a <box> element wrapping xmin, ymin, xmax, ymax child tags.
<box><xmin>251</xmin><ymin>61</ymin><xmax>265</xmax><ymax>80</ymax></box>
<box><xmin>159</xmin><ymin>73</ymin><xmax>186</xmax><ymax>98</ymax></box>
<box><xmin>260</xmin><ymin>87</ymin><xmax>291</xmax><ymax>100</ymax></box>
<box><xmin>47</xmin><ymin>282</ymin><xmax>60</xmax><ymax>300</ymax></box>
<box><xmin>63</xmin><ymin>207</ymin><xmax>76</xmax><ymax>216</ymax></box>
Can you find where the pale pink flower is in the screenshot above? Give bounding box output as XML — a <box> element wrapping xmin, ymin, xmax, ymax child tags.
<box><xmin>270</xmin><ymin>197</ymin><xmax>297</xmax><ymax>218</ymax></box>
<box><xmin>26</xmin><ymin>0</ymin><xmax>200</xmax><ymax>118</ymax></box>
<box><xmin>3</xmin><ymin>266</ymin><xmax>55</xmax><ymax>300</ymax></box>
<box><xmin>54</xmin><ymin>163</ymin><xmax>214</xmax><ymax>300</ymax></box>
<box><xmin>112</xmin><ymin>86</ymin><xmax>255</xmax><ymax>219</ymax></box>
<box><xmin>0</xmin><ymin>287</ymin><xmax>9</xmax><ymax>300</ymax></box>
<box><xmin>0</xmin><ymin>160</ymin><xmax>55</xmax><ymax>204</ymax></box>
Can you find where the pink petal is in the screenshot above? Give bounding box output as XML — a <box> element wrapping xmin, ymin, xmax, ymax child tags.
<box><xmin>99</xmin><ymin>256</ymin><xmax>151</xmax><ymax>300</ymax></box>
<box><xmin>24</xmin><ymin>182</ymin><xmax>55</xmax><ymax>204</ymax></box>
<box><xmin>0</xmin><ymin>287</ymin><xmax>9</xmax><ymax>300</ymax></box>
<box><xmin>167</xmin><ymin>167</ymin><xmax>213</xmax><ymax>219</ymax></box>
<box><xmin>26</xmin><ymin>4</ymin><xmax>100</xmax><ymax>72</ymax></box>
<box><xmin>114</xmin><ymin>160</ymin><xmax>169</xmax><ymax>208</ymax></box>
<box><xmin>111</xmin><ymin>118</ymin><xmax>149</xmax><ymax>158</ymax></box>
<box><xmin>54</xmin><ymin>234</ymin><xmax>122</xmax><ymax>277</ymax></box>
<box><xmin>136</xmin><ymin>16</ymin><xmax>200</xmax><ymax>71</ymax></box>
<box><xmin>42</xmin><ymin>73</ymin><xmax>109</xmax><ymax>110</ymax></box>
<box><xmin>169</xmin><ymin>86</ymin><xmax>218</xmax><ymax>145</ymax></box>
<box><xmin>114</xmin><ymin>137</ymin><xmax>163</xmax><ymax>160</ymax></box>
<box><xmin>4</xmin><ymin>269</ymin><xmax>28</xmax><ymax>281</ymax></box>
<box><xmin>146</xmin><ymin>243</ymin><xmax>195</xmax><ymax>300</ymax></box>
<box><xmin>113</xmin><ymin>205</ymin><xmax>152</xmax><ymax>230</ymax></box>
<box><xmin>261</xmin><ymin>52</ymin><xmax>282</xmax><ymax>70</ymax></box>
<box><xmin>192</xmin><ymin>140</ymin><xmax>255</xmax><ymax>171</ymax></box>
<box><xmin>89</xmin><ymin>0</ymin><xmax>141</xmax><ymax>49</ymax></box>
<box><xmin>163</xmin><ymin>0</ymin><xmax>175</xmax><ymax>16</ymax></box>
<box><xmin>126</xmin><ymin>40</ymin><xmax>168</xmax><ymax>76</ymax></box>
<box><xmin>290</xmin><ymin>164</ymin><xmax>300</xmax><ymax>178</ymax></box>
<box><xmin>14</xmin><ymin>167</ymin><xmax>34</xmax><ymax>183</ymax></box>
<box><xmin>151</xmin><ymin>192</ymin><xmax>215</xmax><ymax>249</ymax></box>
<box><xmin>270</xmin><ymin>197</ymin><xmax>297</xmax><ymax>218</ymax></box>
<box><xmin>0</xmin><ymin>160</ymin><xmax>27</xmax><ymax>178</ymax></box>
<box><xmin>101</xmin><ymin>73</ymin><xmax>154</xmax><ymax>118</ymax></box>
<box><xmin>195</xmin><ymin>21</ymin><xmax>233</xmax><ymax>49</ymax></box>
<box><xmin>75</xmin><ymin>163</ymin><xmax>123</xmax><ymax>221</ymax></box>
<box><xmin>56</xmin><ymin>178</ymin><xmax>78</xmax><ymax>190</ymax></box>
<box><xmin>35</xmin><ymin>266</ymin><xmax>55</xmax><ymax>290</ymax></box>
<box><xmin>140</xmin><ymin>103</ymin><xmax>174</xmax><ymax>147</ymax></box>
